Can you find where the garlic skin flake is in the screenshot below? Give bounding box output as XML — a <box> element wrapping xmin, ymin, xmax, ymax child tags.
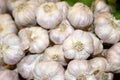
<box><xmin>63</xmin><ymin>30</ymin><xmax>93</xmax><ymax>60</ymax></box>
<box><xmin>67</xmin><ymin>2</ymin><xmax>93</xmax><ymax>29</ymax></box>
<box><xmin>36</xmin><ymin>2</ymin><xmax>62</xmax><ymax>29</ymax></box>
<box><xmin>0</xmin><ymin>14</ymin><xmax>18</xmax><ymax>37</ymax></box>
<box><xmin>12</xmin><ymin>1</ymin><xmax>38</xmax><ymax>28</ymax></box>
<box><xmin>94</xmin><ymin>12</ymin><xmax>120</xmax><ymax>44</ymax></box>
<box><xmin>33</xmin><ymin>61</ymin><xmax>64</xmax><ymax>80</ymax></box>
<box><xmin>43</xmin><ymin>45</ymin><xmax>67</xmax><ymax>66</ymax></box>
<box><xmin>17</xmin><ymin>54</ymin><xmax>43</xmax><ymax>80</ymax></box>
<box><xmin>18</xmin><ymin>26</ymin><xmax>49</xmax><ymax>53</ymax></box>
<box><xmin>0</xmin><ymin>33</ymin><xmax>24</xmax><ymax>65</ymax></box>
<box><xmin>50</xmin><ymin>20</ymin><xmax>74</xmax><ymax>44</ymax></box>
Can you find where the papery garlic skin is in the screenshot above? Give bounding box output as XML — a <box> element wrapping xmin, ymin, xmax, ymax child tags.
<box><xmin>18</xmin><ymin>26</ymin><xmax>49</xmax><ymax>53</ymax></box>
<box><xmin>12</xmin><ymin>2</ymin><xmax>38</xmax><ymax>28</ymax></box>
<box><xmin>0</xmin><ymin>33</ymin><xmax>24</xmax><ymax>65</ymax></box>
<box><xmin>67</xmin><ymin>2</ymin><xmax>93</xmax><ymax>29</ymax></box>
<box><xmin>56</xmin><ymin>1</ymin><xmax>70</xmax><ymax>20</ymax></box>
<box><xmin>50</xmin><ymin>20</ymin><xmax>74</xmax><ymax>44</ymax></box>
<box><xmin>36</xmin><ymin>2</ymin><xmax>62</xmax><ymax>29</ymax></box>
<box><xmin>33</xmin><ymin>61</ymin><xmax>64</xmax><ymax>80</ymax></box>
<box><xmin>94</xmin><ymin>12</ymin><xmax>120</xmax><ymax>44</ymax></box>
<box><xmin>0</xmin><ymin>68</ymin><xmax>19</xmax><ymax>80</ymax></box>
<box><xmin>17</xmin><ymin>54</ymin><xmax>43</xmax><ymax>80</ymax></box>
<box><xmin>43</xmin><ymin>45</ymin><xmax>67</xmax><ymax>66</ymax></box>
<box><xmin>89</xmin><ymin>32</ymin><xmax>103</xmax><ymax>56</ymax></box>
<box><xmin>0</xmin><ymin>0</ymin><xmax>7</xmax><ymax>14</ymax></box>
<box><xmin>0</xmin><ymin>14</ymin><xmax>18</xmax><ymax>37</ymax></box>
<box><xmin>63</xmin><ymin>30</ymin><xmax>93</xmax><ymax>60</ymax></box>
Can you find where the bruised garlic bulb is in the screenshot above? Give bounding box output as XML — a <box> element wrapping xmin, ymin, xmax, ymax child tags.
<box><xmin>89</xmin><ymin>32</ymin><xmax>103</xmax><ymax>56</ymax></box>
<box><xmin>65</xmin><ymin>60</ymin><xmax>96</xmax><ymax>80</ymax></box>
<box><xmin>0</xmin><ymin>0</ymin><xmax>7</xmax><ymax>14</ymax></box>
<box><xmin>0</xmin><ymin>14</ymin><xmax>18</xmax><ymax>37</ymax></box>
<box><xmin>0</xmin><ymin>68</ymin><xmax>19</xmax><ymax>80</ymax></box>
<box><xmin>36</xmin><ymin>2</ymin><xmax>62</xmax><ymax>29</ymax></box>
<box><xmin>17</xmin><ymin>54</ymin><xmax>43</xmax><ymax>80</ymax></box>
<box><xmin>91</xmin><ymin>0</ymin><xmax>110</xmax><ymax>17</ymax></box>
<box><xmin>0</xmin><ymin>33</ymin><xmax>24</xmax><ymax>65</ymax></box>
<box><xmin>43</xmin><ymin>45</ymin><xmax>67</xmax><ymax>66</ymax></box>
<box><xmin>56</xmin><ymin>1</ymin><xmax>70</xmax><ymax>20</ymax></box>
<box><xmin>50</xmin><ymin>20</ymin><xmax>74</xmax><ymax>44</ymax></box>
<box><xmin>67</xmin><ymin>2</ymin><xmax>93</xmax><ymax>29</ymax></box>
<box><xmin>63</xmin><ymin>30</ymin><xmax>93</xmax><ymax>60</ymax></box>
<box><xmin>18</xmin><ymin>26</ymin><xmax>49</xmax><ymax>53</ymax></box>
<box><xmin>94</xmin><ymin>12</ymin><xmax>120</xmax><ymax>44</ymax></box>
<box><xmin>33</xmin><ymin>61</ymin><xmax>64</xmax><ymax>80</ymax></box>
<box><xmin>12</xmin><ymin>1</ymin><xmax>38</xmax><ymax>28</ymax></box>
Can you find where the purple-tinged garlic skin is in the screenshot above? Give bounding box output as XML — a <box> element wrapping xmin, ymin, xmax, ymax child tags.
<box><xmin>0</xmin><ymin>0</ymin><xmax>7</xmax><ymax>14</ymax></box>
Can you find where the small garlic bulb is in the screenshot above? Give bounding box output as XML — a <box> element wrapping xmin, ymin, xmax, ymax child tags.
<box><xmin>36</xmin><ymin>2</ymin><xmax>62</xmax><ymax>29</ymax></box>
<box><xmin>91</xmin><ymin>0</ymin><xmax>110</xmax><ymax>17</ymax></box>
<box><xmin>12</xmin><ymin>1</ymin><xmax>38</xmax><ymax>28</ymax></box>
<box><xmin>50</xmin><ymin>20</ymin><xmax>74</xmax><ymax>44</ymax></box>
<box><xmin>43</xmin><ymin>45</ymin><xmax>67</xmax><ymax>66</ymax></box>
<box><xmin>0</xmin><ymin>0</ymin><xmax>7</xmax><ymax>14</ymax></box>
<box><xmin>0</xmin><ymin>33</ymin><xmax>24</xmax><ymax>65</ymax></box>
<box><xmin>89</xmin><ymin>32</ymin><xmax>103</xmax><ymax>56</ymax></box>
<box><xmin>17</xmin><ymin>54</ymin><xmax>43</xmax><ymax>80</ymax></box>
<box><xmin>33</xmin><ymin>61</ymin><xmax>64</xmax><ymax>80</ymax></box>
<box><xmin>65</xmin><ymin>60</ymin><xmax>95</xmax><ymax>80</ymax></box>
<box><xmin>18</xmin><ymin>26</ymin><xmax>49</xmax><ymax>53</ymax></box>
<box><xmin>67</xmin><ymin>2</ymin><xmax>93</xmax><ymax>29</ymax></box>
<box><xmin>0</xmin><ymin>14</ymin><xmax>18</xmax><ymax>37</ymax></box>
<box><xmin>63</xmin><ymin>30</ymin><xmax>93</xmax><ymax>60</ymax></box>
<box><xmin>94</xmin><ymin>12</ymin><xmax>120</xmax><ymax>44</ymax></box>
<box><xmin>56</xmin><ymin>1</ymin><xmax>70</xmax><ymax>20</ymax></box>
<box><xmin>0</xmin><ymin>68</ymin><xmax>19</xmax><ymax>80</ymax></box>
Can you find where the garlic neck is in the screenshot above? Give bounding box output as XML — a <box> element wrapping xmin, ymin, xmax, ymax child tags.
<box><xmin>0</xmin><ymin>43</ymin><xmax>8</xmax><ymax>54</ymax></box>
<box><xmin>44</xmin><ymin>5</ymin><xmax>52</xmax><ymax>12</ymax></box>
<box><xmin>72</xmin><ymin>41</ymin><xmax>84</xmax><ymax>52</ymax></box>
<box><xmin>52</xmin><ymin>54</ymin><xmax>59</xmax><ymax>61</ymax></box>
<box><xmin>41</xmin><ymin>76</ymin><xmax>49</xmax><ymax>80</ymax></box>
<box><xmin>77</xmin><ymin>75</ymin><xmax>86</xmax><ymax>80</ymax></box>
<box><xmin>58</xmin><ymin>24</ymin><xmax>67</xmax><ymax>32</ymax></box>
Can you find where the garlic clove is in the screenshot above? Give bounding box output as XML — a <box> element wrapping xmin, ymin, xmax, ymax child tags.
<box><xmin>36</xmin><ymin>2</ymin><xmax>63</xmax><ymax>29</ymax></box>
<box><xmin>50</xmin><ymin>20</ymin><xmax>74</xmax><ymax>44</ymax></box>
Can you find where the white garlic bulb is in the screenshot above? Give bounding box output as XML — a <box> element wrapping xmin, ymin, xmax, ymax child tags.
<box><xmin>0</xmin><ymin>0</ymin><xmax>7</xmax><ymax>14</ymax></box>
<box><xmin>63</xmin><ymin>30</ymin><xmax>93</xmax><ymax>60</ymax></box>
<box><xmin>17</xmin><ymin>54</ymin><xmax>43</xmax><ymax>80</ymax></box>
<box><xmin>0</xmin><ymin>33</ymin><xmax>24</xmax><ymax>65</ymax></box>
<box><xmin>56</xmin><ymin>1</ymin><xmax>70</xmax><ymax>20</ymax></box>
<box><xmin>0</xmin><ymin>14</ymin><xmax>18</xmax><ymax>37</ymax></box>
<box><xmin>50</xmin><ymin>20</ymin><xmax>74</xmax><ymax>44</ymax></box>
<box><xmin>94</xmin><ymin>12</ymin><xmax>120</xmax><ymax>44</ymax></box>
<box><xmin>91</xmin><ymin>0</ymin><xmax>110</xmax><ymax>17</ymax></box>
<box><xmin>67</xmin><ymin>2</ymin><xmax>93</xmax><ymax>29</ymax></box>
<box><xmin>18</xmin><ymin>26</ymin><xmax>49</xmax><ymax>53</ymax></box>
<box><xmin>106</xmin><ymin>42</ymin><xmax>120</xmax><ymax>72</ymax></box>
<box><xmin>36</xmin><ymin>2</ymin><xmax>62</xmax><ymax>29</ymax></box>
<box><xmin>43</xmin><ymin>45</ymin><xmax>67</xmax><ymax>66</ymax></box>
<box><xmin>89</xmin><ymin>32</ymin><xmax>103</xmax><ymax>56</ymax></box>
<box><xmin>33</xmin><ymin>61</ymin><xmax>64</xmax><ymax>80</ymax></box>
<box><xmin>12</xmin><ymin>1</ymin><xmax>38</xmax><ymax>28</ymax></box>
<box><xmin>0</xmin><ymin>68</ymin><xmax>19</xmax><ymax>80</ymax></box>
<box><xmin>65</xmin><ymin>60</ymin><xmax>96</xmax><ymax>80</ymax></box>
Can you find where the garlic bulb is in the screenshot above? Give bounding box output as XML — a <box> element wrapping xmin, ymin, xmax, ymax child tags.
<box><xmin>18</xmin><ymin>26</ymin><xmax>49</xmax><ymax>53</ymax></box>
<box><xmin>56</xmin><ymin>1</ymin><xmax>70</xmax><ymax>20</ymax></box>
<box><xmin>63</xmin><ymin>30</ymin><xmax>93</xmax><ymax>60</ymax></box>
<box><xmin>65</xmin><ymin>60</ymin><xmax>96</xmax><ymax>80</ymax></box>
<box><xmin>36</xmin><ymin>2</ymin><xmax>62</xmax><ymax>29</ymax></box>
<box><xmin>89</xmin><ymin>32</ymin><xmax>103</xmax><ymax>56</ymax></box>
<box><xmin>43</xmin><ymin>45</ymin><xmax>67</xmax><ymax>66</ymax></box>
<box><xmin>67</xmin><ymin>2</ymin><xmax>93</xmax><ymax>29</ymax></box>
<box><xmin>12</xmin><ymin>1</ymin><xmax>38</xmax><ymax>28</ymax></box>
<box><xmin>0</xmin><ymin>68</ymin><xmax>19</xmax><ymax>80</ymax></box>
<box><xmin>17</xmin><ymin>54</ymin><xmax>43</xmax><ymax>80</ymax></box>
<box><xmin>0</xmin><ymin>33</ymin><xmax>24</xmax><ymax>65</ymax></box>
<box><xmin>33</xmin><ymin>61</ymin><xmax>64</xmax><ymax>80</ymax></box>
<box><xmin>50</xmin><ymin>20</ymin><xmax>74</xmax><ymax>44</ymax></box>
<box><xmin>0</xmin><ymin>14</ymin><xmax>18</xmax><ymax>37</ymax></box>
<box><xmin>94</xmin><ymin>12</ymin><xmax>120</xmax><ymax>44</ymax></box>
<box><xmin>0</xmin><ymin>0</ymin><xmax>7</xmax><ymax>14</ymax></box>
<box><xmin>91</xmin><ymin>0</ymin><xmax>110</xmax><ymax>17</ymax></box>
<box><xmin>106</xmin><ymin>42</ymin><xmax>120</xmax><ymax>72</ymax></box>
